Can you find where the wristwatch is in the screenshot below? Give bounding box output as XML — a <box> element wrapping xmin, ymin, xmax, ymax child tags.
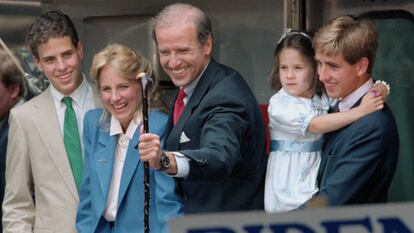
<box><xmin>159</xmin><ymin>151</ymin><xmax>170</xmax><ymax>170</ymax></box>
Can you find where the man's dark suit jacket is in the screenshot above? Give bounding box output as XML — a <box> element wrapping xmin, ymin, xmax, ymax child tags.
<box><xmin>0</xmin><ymin>114</ymin><xmax>9</xmax><ymax>232</ymax></box>
<box><xmin>318</xmin><ymin>98</ymin><xmax>399</xmax><ymax>205</ymax></box>
<box><xmin>166</xmin><ymin>59</ymin><xmax>267</xmax><ymax>213</ymax></box>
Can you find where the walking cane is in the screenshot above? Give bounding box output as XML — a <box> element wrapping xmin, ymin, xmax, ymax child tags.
<box><xmin>136</xmin><ymin>72</ymin><xmax>152</xmax><ymax>233</ymax></box>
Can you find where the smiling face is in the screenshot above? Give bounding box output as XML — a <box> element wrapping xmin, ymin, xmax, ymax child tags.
<box><xmin>279</xmin><ymin>48</ymin><xmax>315</xmax><ymax>99</ymax></box>
<box><xmin>155</xmin><ymin>22</ymin><xmax>212</xmax><ymax>88</ymax></box>
<box><xmin>34</xmin><ymin>36</ymin><xmax>83</xmax><ymax>96</ymax></box>
<box><xmin>315</xmin><ymin>52</ymin><xmax>366</xmax><ymax>99</ymax></box>
<box><xmin>99</xmin><ymin>65</ymin><xmax>142</xmax><ymax>130</ymax></box>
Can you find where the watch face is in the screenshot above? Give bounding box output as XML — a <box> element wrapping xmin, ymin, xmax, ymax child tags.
<box><xmin>161</xmin><ymin>153</ymin><xmax>170</xmax><ymax>169</ymax></box>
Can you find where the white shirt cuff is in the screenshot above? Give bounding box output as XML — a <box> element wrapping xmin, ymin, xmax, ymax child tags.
<box><xmin>172</xmin><ymin>152</ymin><xmax>189</xmax><ymax>178</ymax></box>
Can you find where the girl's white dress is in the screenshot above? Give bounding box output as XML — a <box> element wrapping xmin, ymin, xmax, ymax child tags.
<box><xmin>264</xmin><ymin>88</ymin><xmax>332</xmax><ymax>213</ymax></box>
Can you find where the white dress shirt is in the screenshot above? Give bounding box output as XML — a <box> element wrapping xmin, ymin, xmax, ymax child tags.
<box><xmin>50</xmin><ymin>75</ymin><xmax>98</xmax><ymax>151</ymax></box>
<box><xmin>338</xmin><ymin>79</ymin><xmax>373</xmax><ymax>112</ymax></box>
<box><xmin>104</xmin><ymin>112</ymin><xmax>142</xmax><ymax>221</ymax></box>
<box><xmin>172</xmin><ymin>60</ymin><xmax>210</xmax><ymax>178</ymax></box>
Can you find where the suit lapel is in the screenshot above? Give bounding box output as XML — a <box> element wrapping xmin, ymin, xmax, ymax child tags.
<box><xmin>318</xmin><ymin>133</ymin><xmax>334</xmax><ymax>183</ymax></box>
<box><xmin>165</xmin><ymin>103</ymin><xmax>174</xmax><ymax>142</ymax></box>
<box><xmin>0</xmin><ymin>114</ymin><xmax>9</xmax><ymax>159</ymax></box>
<box><xmin>351</xmin><ymin>97</ymin><xmax>363</xmax><ymax>109</ymax></box>
<box><xmin>167</xmin><ymin>59</ymin><xmax>219</xmax><ymax>150</ymax></box>
<box><xmin>319</xmin><ymin>96</ymin><xmax>363</xmax><ymax>182</ymax></box>
<box><xmin>118</xmin><ymin>130</ymin><xmax>141</xmax><ymax>206</ymax></box>
<box><xmin>95</xmin><ymin>131</ymin><xmax>116</xmax><ymax>200</ymax></box>
<box><xmin>0</xmin><ymin>114</ymin><xmax>8</xmax><ymax>138</ymax></box>
<box><xmin>0</xmin><ymin>114</ymin><xmax>9</xmax><ymax>142</ymax></box>
<box><xmin>32</xmin><ymin>90</ymin><xmax>79</xmax><ymax>200</ymax></box>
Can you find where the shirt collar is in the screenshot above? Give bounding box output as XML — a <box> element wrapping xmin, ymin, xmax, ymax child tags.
<box><xmin>109</xmin><ymin>109</ymin><xmax>143</xmax><ymax>139</ymax></box>
<box><xmin>182</xmin><ymin>59</ymin><xmax>210</xmax><ymax>100</ymax></box>
<box><xmin>339</xmin><ymin>78</ymin><xmax>373</xmax><ymax>112</ymax></box>
<box><xmin>50</xmin><ymin>73</ymin><xmax>89</xmax><ymax>107</ymax></box>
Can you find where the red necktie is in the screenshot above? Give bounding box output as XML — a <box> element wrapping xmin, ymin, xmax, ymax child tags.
<box><xmin>173</xmin><ymin>88</ymin><xmax>187</xmax><ymax>125</ymax></box>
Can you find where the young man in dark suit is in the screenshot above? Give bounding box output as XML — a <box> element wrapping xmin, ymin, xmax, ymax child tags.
<box><xmin>139</xmin><ymin>3</ymin><xmax>267</xmax><ymax>213</ymax></box>
<box><xmin>309</xmin><ymin>15</ymin><xmax>399</xmax><ymax>205</ymax></box>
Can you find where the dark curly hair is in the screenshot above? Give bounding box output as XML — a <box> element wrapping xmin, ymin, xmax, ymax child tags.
<box><xmin>27</xmin><ymin>10</ymin><xmax>79</xmax><ymax>59</ymax></box>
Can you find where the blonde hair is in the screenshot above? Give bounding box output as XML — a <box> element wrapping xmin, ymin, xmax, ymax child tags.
<box><xmin>90</xmin><ymin>43</ymin><xmax>167</xmax><ymax>128</ymax></box>
<box><xmin>313</xmin><ymin>15</ymin><xmax>378</xmax><ymax>74</ymax></box>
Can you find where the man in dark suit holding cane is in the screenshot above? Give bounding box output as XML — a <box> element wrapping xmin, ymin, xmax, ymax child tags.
<box><xmin>139</xmin><ymin>3</ymin><xmax>267</xmax><ymax>213</ymax></box>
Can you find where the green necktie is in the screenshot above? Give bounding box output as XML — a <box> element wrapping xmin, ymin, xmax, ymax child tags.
<box><xmin>62</xmin><ymin>97</ymin><xmax>83</xmax><ymax>192</ymax></box>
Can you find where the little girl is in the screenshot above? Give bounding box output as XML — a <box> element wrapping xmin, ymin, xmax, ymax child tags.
<box><xmin>265</xmin><ymin>30</ymin><xmax>388</xmax><ymax>213</ymax></box>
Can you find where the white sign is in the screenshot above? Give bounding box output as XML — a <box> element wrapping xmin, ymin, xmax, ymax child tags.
<box><xmin>169</xmin><ymin>202</ymin><xmax>414</xmax><ymax>233</ymax></box>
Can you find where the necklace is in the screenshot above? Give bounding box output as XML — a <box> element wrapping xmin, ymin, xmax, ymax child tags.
<box><xmin>118</xmin><ymin>134</ymin><xmax>129</xmax><ymax>148</ymax></box>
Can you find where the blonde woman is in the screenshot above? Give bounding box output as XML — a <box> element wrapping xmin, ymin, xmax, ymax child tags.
<box><xmin>76</xmin><ymin>43</ymin><xmax>182</xmax><ymax>233</ymax></box>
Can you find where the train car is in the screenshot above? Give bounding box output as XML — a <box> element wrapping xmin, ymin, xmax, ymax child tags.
<box><xmin>2</xmin><ymin>0</ymin><xmax>413</xmax><ymax>203</ymax></box>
